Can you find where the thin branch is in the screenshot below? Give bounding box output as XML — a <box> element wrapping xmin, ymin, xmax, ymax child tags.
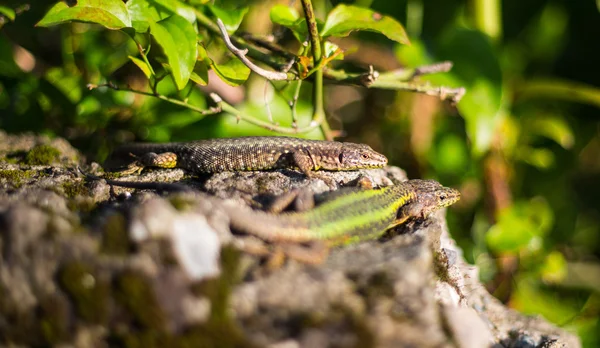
<box><xmin>300</xmin><ymin>0</ymin><xmax>322</xmax><ymax>65</ymax></box>
<box><xmin>369</xmin><ymin>80</ymin><xmax>466</xmax><ymax>103</ymax></box>
<box><xmin>216</xmin><ymin>19</ymin><xmax>293</xmax><ymax>81</ymax></box>
<box><xmin>210</xmin><ymin>93</ymin><xmax>322</xmax><ymax>134</ymax></box>
<box><xmin>87</xmin><ymin>83</ymin><xmax>222</xmax><ymax>116</ymax></box>
<box><xmin>412</xmin><ymin>61</ymin><xmax>453</xmax><ymax>78</ymax></box>
<box><xmin>290</xmin><ymin>79</ymin><xmax>303</xmax><ymax>128</ymax></box>
<box><xmin>300</xmin><ymin>0</ymin><xmax>332</xmax><ymax>140</ymax></box>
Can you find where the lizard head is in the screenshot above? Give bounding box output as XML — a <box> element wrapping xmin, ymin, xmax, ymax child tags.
<box><xmin>322</xmin><ymin>142</ymin><xmax>388</xmax><ymax>170</ymax></box>
<box><xmin>405</xmin><ymin>179</ymin><xmax>461</xmax><ymax>218</ymax></box>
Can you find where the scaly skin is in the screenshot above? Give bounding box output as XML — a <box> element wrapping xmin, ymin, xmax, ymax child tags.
<box><xmin>79</xmin><ymin>169</ymin><xmax>460</xmax><ymax>263</ymax></box>
<box><xmin>107</xmin><ymin>136</ymin><xmax>388</xmax><ymax>177</ymax></box>
<box><xmin>222</xmin><ymin>179</ymin><xmax>460</xmax><ymax>246</ymax></box>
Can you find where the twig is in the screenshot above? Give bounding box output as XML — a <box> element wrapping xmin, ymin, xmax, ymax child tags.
<box><xmin>87</xmin><ymin>83</ymin><xmax>222</xmax><ymax>115</ymax></box>
<box><xmin>216</xmin><ymin>19</ymin><xmax>291</xmax><ymax>81</ymax></box>
<box><xmin>300</xmin><ymin>0</ymin><xmax>332</xmax><ymax>140</ymax></box>
<box><xmin>412</xmin><ymin>61</ymin><xmax>453</xmax><ymax>78</ymax></box>
<box><xmin>210</xmin><ymin>93</ymin><xmax>322</xmax><ymax>134</ymax></box>
<box><xmin>368</xmin><ymin>80</ymin><xmax>466</xmax><ymax>103</ymax></box>
<box><xmin>290</xmin><ymin>80</ymin><xmax>303</xmax><ymax>128</ymax></box>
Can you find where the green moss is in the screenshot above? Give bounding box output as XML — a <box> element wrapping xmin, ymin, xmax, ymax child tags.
<box><xmin>67</xmin><ymin>196</ymin><xmax>97</xmax><ymax>213</ymax></box>
<box><xmin>114</xmin><ymin>271</ymin><xmax>166</xmax><ymax>331</ymax></box>
<box><xmin>100</xmin><ymin>213</ymin><xmax>130</xmax><ymax>255</ymax></box>
<box><xmin>58</xmin><ymin>262</ymin><xmax>109</xmax><ymax>324</ymax></box>
<box><xmin>168</xmin><ymin>195</ymin><xmax>195</xmax><ymax>211</ymax></box>
<box><xmin>109</xmin><ymin>248</ymin><xmax>253</xmax><ymax>347</ymax></box>
<box><xmin>0</xmin><ymin>169</ymin><xmax>36</xmax><ymax>188</ymax></box>
<box><xmin>24</xmin><ymin>144</ymin><xmax>61</xmax><ymax>165</ymax></box>
<box><xmin>62</xmin><ymin>180</ymin><xmax>90</xmax><ymax>198</ymax></box>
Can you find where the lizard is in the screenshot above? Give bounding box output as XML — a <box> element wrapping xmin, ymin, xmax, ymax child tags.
<box><xmin>105</xmin><ymin>136</ymin><xmax>388</xmax><ymax>178</ymax></box>
<box><xmin>80</xmin><ymin>169</ymin><xmax>460</xmax><ymax>263</ymax></box>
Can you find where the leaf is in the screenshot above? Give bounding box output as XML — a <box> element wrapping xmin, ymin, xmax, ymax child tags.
<box><xmin>269</xmin><ymin>5</ymin><xmax>307</xmax><ymax>42</ymax></box>
<box><xmin>126</xmin><ymin>0</ymin><xmax>162</xmax><ymax>33</ymax></box>
<box><xmin>0</xmin><ymin>36</ymin><xmax>21</xmax><ymax>77</ymax></box>
<box><xmin>207</xmin><ymin>5</ymin><xmax>248</xmax><ymax>32</ymax></box>
<box><xmin>0</xmin><ymin>6</ymin><xmax>16</xmax><ymax>21</ymax></box>
<box><xmin>321</xmin><ymin>4</ymin><xmax>409</xmax><ymax>45</ymax></box>
<box><xmin>190</xmin><ymin>61</ymin><xmax>209</xmax><ymax>86</ymax></box>
<box><xmin>126</xmin><ymin>0</ymin><xmax>196</xmax><ymax>33</ymax></box>
<box><xmin>211</xmin><ymin>57</ymin><xmax>250</xmax><ymax>87</ymax></box>
<box><xmin>486</xmin><ymin>198</ymin><xmax>553</xmax><ymax>253</ymax></box>
<box><xmin>128</xmin><ymin>56</ymin><xmax>152</xmax><ymax>78</ymax></box>
<box><xmin>150</xmin><ymin>15</ymin><xmax>197</xmax><ymax>90</ymax></box>
<box><xmin>435</xmin><ymin>28</ymin><xmax>503</xmax><ymax>156</ymax></box>
<box><xmin>36</xmin><ymin>0</ymin><xmax>132</xmax><ymax>29</ymax></box>
<box><xmin>527</xmin><ymin>114</ymin><xmax>574</xmax><ymax>149</ymax></box>
<box><xmin>324</xmin><ymin>42</ymin><xmax>344</xmax><ymax>61</ymax></box>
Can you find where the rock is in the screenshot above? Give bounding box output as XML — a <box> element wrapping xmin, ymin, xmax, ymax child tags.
<box><xmin>0</xmin><ymin>133</ymin><xmax>581</xmax><ymax>347</ymax></box>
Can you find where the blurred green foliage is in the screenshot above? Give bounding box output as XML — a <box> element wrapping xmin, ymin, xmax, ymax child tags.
<box><xmin>1</xmin><ymin>0</ymin><xmax>600</xmax><ymax>346</ymax></box>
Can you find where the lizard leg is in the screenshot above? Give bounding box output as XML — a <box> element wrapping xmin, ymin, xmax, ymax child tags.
<box><xmin>266</xmin><ymin>188</ymin><xmax>315</xmax><ymax>213</ymax></box>
<box><xmin>385</xmin><ymin>215</ymin><xmax>410</xmax><ymax>230</ymax></box>
<box><xmin>291</xmin><ymin>151</ymin><xmax>339</xmax><ymax>188</ymax></box>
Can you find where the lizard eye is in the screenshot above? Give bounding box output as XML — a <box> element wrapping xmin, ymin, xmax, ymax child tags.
<box><xmin>439</xmin><ymin>195</ymin><xmax>447</xmax><ymax>200</ymax></box>
<box><xmin>361</xmin><ymin>153</ymin><xmax>369</xmax><ymax>159</ymax></box>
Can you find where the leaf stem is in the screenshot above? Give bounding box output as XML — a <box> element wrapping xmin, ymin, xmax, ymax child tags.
<box><xmin>300</xmin><ymin>0</ymin><xmax>332</xmax><ymax>140</ymax></box>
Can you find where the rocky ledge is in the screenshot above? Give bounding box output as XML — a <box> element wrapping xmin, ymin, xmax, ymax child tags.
<box><xmin>0</xmin><ymin>131</ymin><xmax>580</xmax><ymax>347</ymax></box>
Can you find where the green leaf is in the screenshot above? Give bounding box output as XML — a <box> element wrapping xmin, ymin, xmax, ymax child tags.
<box><xmin>324</xmin><ymin>42</ymin><xmax>344</xmax><ymax>60</ymax></box>
<box><xmin>126</xmin><ymin>0</ymin><xmax>196</xmax><ymax>33</ymax></box>
<box><xmin>128</xmin><ymin>56</ymin><xmax>152</xmax><ymax>78</ymax></box>
<box><xmin>150</xmin><ymin>15</ymin><xmax>197</xmax><ymax>90</ymax></box>
<box><xmin>36</xmin><ymin>0</ymin><xmax>132</xmax><ymax>29</ymax></box>
<box><xmin>207</xmin><ymin>5</ymin><xmax>248</xmax><ymax>32</ymax></box>
<box><xmin>436</xmin><ymin>28</ymin><xmax>503</xmax><ymax>156</ymax></box>
<box><xmin>527</xmin><ymin>114</ymin><xmax>574</xmax><ymax>149</ymax></box>
<box><xmin>126</xmin><ymin>0</ymin><xmax>162</xmax><ymax>33</ymax></box>
<box><xmin>486</xmin><ymin>198</ymin><xmax>553</xmax><ymax>253</ymax></box>
<box><xmin>321</xmin><ymin>4</ymin><xmax>409</xmax><ymax>45</ymax></box>
<box><xmin>190</xmin><ymin>61</ymin><xmax>209</xmax><ymax>86</ymax></box>
<box><xmin>211</xmin><ymin>57</ymin><xmax>250</xmax><ymax>87</ymax></box>
<box><xmin>0</xmin><ymin>6</ymin><xmax>16</xmax><ymax>21</ymax></box>
<box><xmin>269</xmin><ymin>5</ymin><xmax>307</xmax><ymax>42</ymax></box>
<box><xmin>0</xmin><ymin>36</ymin><xmax>21</xmax><ymax>77</ymax></box>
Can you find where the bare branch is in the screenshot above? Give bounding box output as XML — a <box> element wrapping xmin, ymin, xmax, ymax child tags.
<box><xmin>216</xmin><ymin>19</ymin><xmax>291</xmax><ymax>81</ymax></box>
<box><xmin>412</xmin><ymin>61</ymin><xmax>453</xmax><ymax>78</ymax></box>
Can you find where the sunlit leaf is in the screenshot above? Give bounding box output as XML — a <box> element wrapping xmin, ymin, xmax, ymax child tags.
<box><xmin>540</xmin><ymin>251</ymin><xmax>567</xmax><ymax>284</ymax></box>
<box><xmin>0</xmin><ymin>6</ymin><xmax>15</xmax><ymax>21</ymax></box>
<box><xmin>36</xmin><ymin>0</ymin><xmax>132</xmax><ymax>29</ymax></box>
<box><xmin>150</xmin><ymin>15</ymin><xmax>197</xmax><ymax>90</ymax></box>
<box><xmin>527</xmin><ymin>114</ymin><xmax>574</xmax><ymax>149</ymax></box>
<box><xmin>324</xmin><ymin>42</ymin><xmax>344</xmax><ymax>60</ymax></box>
<box><xmin>128</xmin><ymin>56</ymin><xmax>152</xmax><ymax>78</ymax></box>
<box><xmin>211</xmin><ymin>57</ymin><xmax>250</xmax><ymax>87</ymax></box>
<box><xmin>207</xmin><ymin>5</ymin><xmax>248</xmax><ymax>32</ymax></box>
<box><xmin>126</xmin><ymin>0</ymin><xmax>196</xmax><ymax>33</ymax></box>
<box><xmin>515</xmin><ymin>147</ymin><xmax>554</xmax><ymax>169</ymax></box>
<box><xmin>269</xmin><ymin>5</ymin><xmax>307</xmax><ymax>42</ymax></box>
<box><xmin>487</xmin><ymin>198</ymin><xmax>553</xmax><ymax>253</ymax></box>
<box><xmin>321</xmin><ymin>4</ymin><xmax>409</xmax><ymax>45</ymax></box>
